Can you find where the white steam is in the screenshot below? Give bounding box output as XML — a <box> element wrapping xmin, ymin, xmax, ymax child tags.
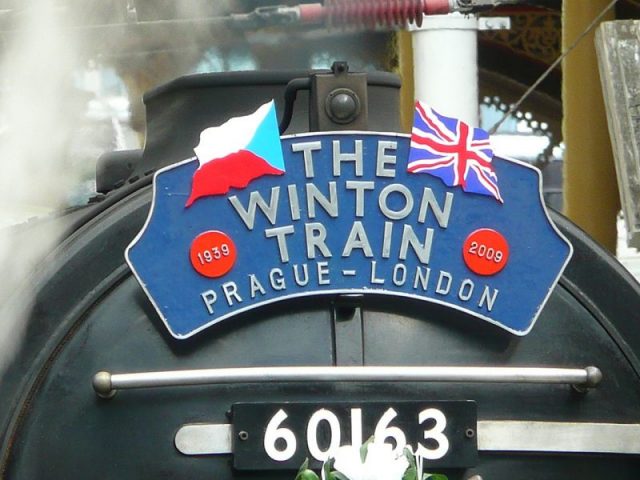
<box><xmin>0</xmin><ymin>0</ymin><xmax>83</xmax><ymax>377</ymax></box>
<box><xmin>0</xmin><ymin>0</ymin><xmax>388</xmax><ymax>379</ymax></box>
<box><xmin>0</xmin><ymin>0</ymin><xmax>245</xmax><ymax>378</ymax></box>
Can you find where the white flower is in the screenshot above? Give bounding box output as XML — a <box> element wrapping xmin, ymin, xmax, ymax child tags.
<box><xmin>323</xmin><ymin>441</ymin><xmax>409</xmax><ymax>480</ymax></box>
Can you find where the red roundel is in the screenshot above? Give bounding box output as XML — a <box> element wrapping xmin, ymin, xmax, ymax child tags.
<box><xmin>189</xmin><ymin>231</ymin><xmax>237</xmax><ymax>278</ymax></box>
<box><xmin>463</xmin><ymin>228</ymin><xmax>509</xmax><ymax>276</ymax></box>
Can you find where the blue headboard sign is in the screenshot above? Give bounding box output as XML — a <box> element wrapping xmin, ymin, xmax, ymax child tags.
<box><xmin>126</xmin><ymin>128</ymin><xmax>572</xmax><ymax>339</ymax></box>
<box><xmin>125</xmin><ymin>101</ymin><xmax>572</xmax><ymax>338</ymax></box>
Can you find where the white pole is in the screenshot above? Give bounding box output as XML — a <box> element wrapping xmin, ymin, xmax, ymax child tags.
<box><xmin>409</xmin><ymin>13</ymin><xmax>480</xmax><ymax>126</ymax></box>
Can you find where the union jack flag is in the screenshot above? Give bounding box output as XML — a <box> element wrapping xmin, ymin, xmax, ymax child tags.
<box><xmin>408</xmin><ymin>101</ymin><xmax>503</xmax><ymax>203</ymax></box>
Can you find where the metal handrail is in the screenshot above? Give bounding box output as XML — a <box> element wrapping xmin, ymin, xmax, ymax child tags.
<box><xmin>93</xmin><ymin>365</ymin><xmax>602</xmax><ymax>398</ymax></box>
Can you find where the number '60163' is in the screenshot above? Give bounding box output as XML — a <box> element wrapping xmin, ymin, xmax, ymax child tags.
<box><xmin>263</xmin><ymin>407</ymin><xmax>449</xmax><ymax>462</ymax></box>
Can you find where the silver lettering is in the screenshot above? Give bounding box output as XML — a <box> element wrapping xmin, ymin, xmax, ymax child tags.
<box><xmin>479</xmin><ymin>286</ymin><xmax>499</xmax><ymax>312</ymax></box>
<box><xmin>293</xmin><ymin>264</ymin><xmax>310</xmax><ymax>286</ymax></box>
<box><xmin>399</xmin><ymin>225</ymin><xmax>434</xmax><ymax>264</ymax></box>
<box><xmin>418</xmin><ymin>189</ymin><xmax>454</xmax><ymax>228</ymax></box>
<box><xmin>229</xmin><ymin>187</ymin><xmax>280</xmax><ymax>230</ymax></box>
<box><xmin>370</xmin><ymin>261</ymin><xmax>384</xmax><ymax>285</ymax></box>
<box><xmin>292</xmin><ymin>141</ymin><xmax>322</xmax><ymax>178</ymax></box>
<box><xmin>382</xmin><ymin>221</ymin><xmax>393</xmax><ymax>258</ymax></box>
<box><xmin>435</xmin><ymin>271</ymin><xmax>452</xmax><ymax>295</ymax></box>
<box><xmin>376</xmin><ymin>140</ymin><xmax>397</xmax><ymax>177</ymax></box>
<box><xmin>305</xmin><ymin>223</ymin><xmax>332</xmax><ymax>259</ymax></box>
<box><xmin>222</xmin><ymin>282</ymin><xmax>242</xmax><ymax>306</ymax></box>
<box><xmin>317</xmin><ymin>262</ymin><xmax>331</xmax><ymax>285</ymax></box>
<box><xmin>270</xmin><ymin>268</ymin><xmax>286</xmax><ymax>291</ymax></box>
<box><xmin>458</xmin><ymin>279</ymin><xmax>475</xmax><ymax>301</ymax></box>
<box><xmin>201</xmin><ymin>290</ymin><xmax>217</xmax><ymax>315</ymax></box>
<box><xmin>265</xmin><ymin>225</ymin><xmax>295</xmax><ymax>262</ymax></box>
<box><xmin>287</xmin><ymin>184</ymin><xmax>301</xmax><ymax>221</ymax></box>
<box><xmin>345</xmin><ymin>181</ymin><xmax>374</xmax><ymax>217</ymax></box>
<box><xmin>306</xmin><ymin>182</ymin><xmax>338</xmax><ymax>218</ymax></box>
<box><xmin>392</xmin><ymin>263</ymin><xmax>407</xmax><ymax>286</ymax></box>
<box><xmin>333</xmin><ymin>139</ymin><xmax>363</xmax><ymax>177</ymax></box>
<box><xmin>379</xmin><ymin>184</ymin><xmax>414</xmax><ymax>220</ymax></box>
<box><xmin>413</xmin><ymin>266</ymin><xmax>431</xmax><ymax>290</ymax></box>
<box><xmin>249</xmin><ymin>274</ymin><xmax>266</xmax><ymax>298</ymax></box>
<box><xmin>342</xmin><ymin>221</ymin><xmax>373</xmax><ymax>258</ymax></box>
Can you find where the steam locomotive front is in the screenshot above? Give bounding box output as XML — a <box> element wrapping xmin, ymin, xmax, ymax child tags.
<box><xmin>0</xmin><ymin>62</ymin><xmax>639</xmax><ymax>480</ymax></box>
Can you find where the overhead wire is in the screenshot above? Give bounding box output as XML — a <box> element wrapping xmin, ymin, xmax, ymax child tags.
<box><xmin>488</xmin><ymin>0</ymin><xmax>619</xmax><ymax>135</ymax></box>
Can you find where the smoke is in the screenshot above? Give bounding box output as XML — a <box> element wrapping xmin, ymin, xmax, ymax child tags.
<box><xmin>0</xmin><ymin>0</ymin><xmax>249</xmax><ymax>379</ymax></box>
<box><xmin>0</xmin><ymin>0</ymin><xmax>391</xmax><ymax>379</ymax></box>
<box><xmin>0</xmin><ymin>0</ymin><xmax>253</xmax><ymax>379</ymax></box>
<box><xmin>0</xmin><ymin>0</ymin><xmax>83</xmax><ymax>377</ymax></box>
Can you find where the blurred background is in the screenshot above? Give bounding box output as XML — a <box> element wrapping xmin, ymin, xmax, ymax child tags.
<box><xmin>0</xmin><ymin>0</ymin><xmax>638</xmax><ymax>276</ymax></box>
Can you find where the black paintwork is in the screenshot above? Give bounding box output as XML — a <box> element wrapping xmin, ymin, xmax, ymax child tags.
<box><xmin>1</xmin><ymin>70</ymin><xmax>639</xmax><ymax>479</ymax></box>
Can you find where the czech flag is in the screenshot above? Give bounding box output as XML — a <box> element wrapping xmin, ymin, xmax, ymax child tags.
<box><xmin>185</xmin><ymin>100</ymin><xmax>285</xmax><ymax>207</ymax></box>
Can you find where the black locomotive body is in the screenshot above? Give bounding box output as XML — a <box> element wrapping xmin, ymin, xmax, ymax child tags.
<box><xmin>1</xmin><ymin>68</ymin><xmax>640</xmax><ymax>480</ymax></box>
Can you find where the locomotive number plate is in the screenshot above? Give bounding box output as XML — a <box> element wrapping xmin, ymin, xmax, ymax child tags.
<box><xmin>232</xmin><ymin>401</ymin><xmax>477</xmax><ymax>470</ymax></box>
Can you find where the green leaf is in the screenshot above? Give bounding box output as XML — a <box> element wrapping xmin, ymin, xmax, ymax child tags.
<box><xmin>297</xmin><ymin>470</ymin><xmax>320</xmax><ymax>480</ymax></box>
<box><xmin>332</xmin><ymin>470</ymin><xmax>350</xmax><ymax>480</ymax></box>
<box><xmin>403</xmin><ymin>446</ymin><xmax>417</xmax><ymax>469</ymax></box>
<box><xmin>423</xmin><ymin>474</ymin><xmax>448</xmax><ymax>480</ymax></box>
<box><xmin>295</xmin><ymin>459</ymin><xmax>319</xmax><ymax>480</ymax></box>
<box><xmin>323</xmin><ymin>458</ymin><xmax>334</xmax><ymax>480</ymax></box>
<box><xmin>360</xmin><ymin>435</ymin><xmax>375</xmax><ymax>463</ymax></box>
<box><xmin>402</xmin><ymin>466</ymin><xmax>417</xmax><ymax>480</ymax></box>
<box><xmin>297</xmin><ymin>458</ymin><xmax>310</xmax><ymax>477</ymax></box>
